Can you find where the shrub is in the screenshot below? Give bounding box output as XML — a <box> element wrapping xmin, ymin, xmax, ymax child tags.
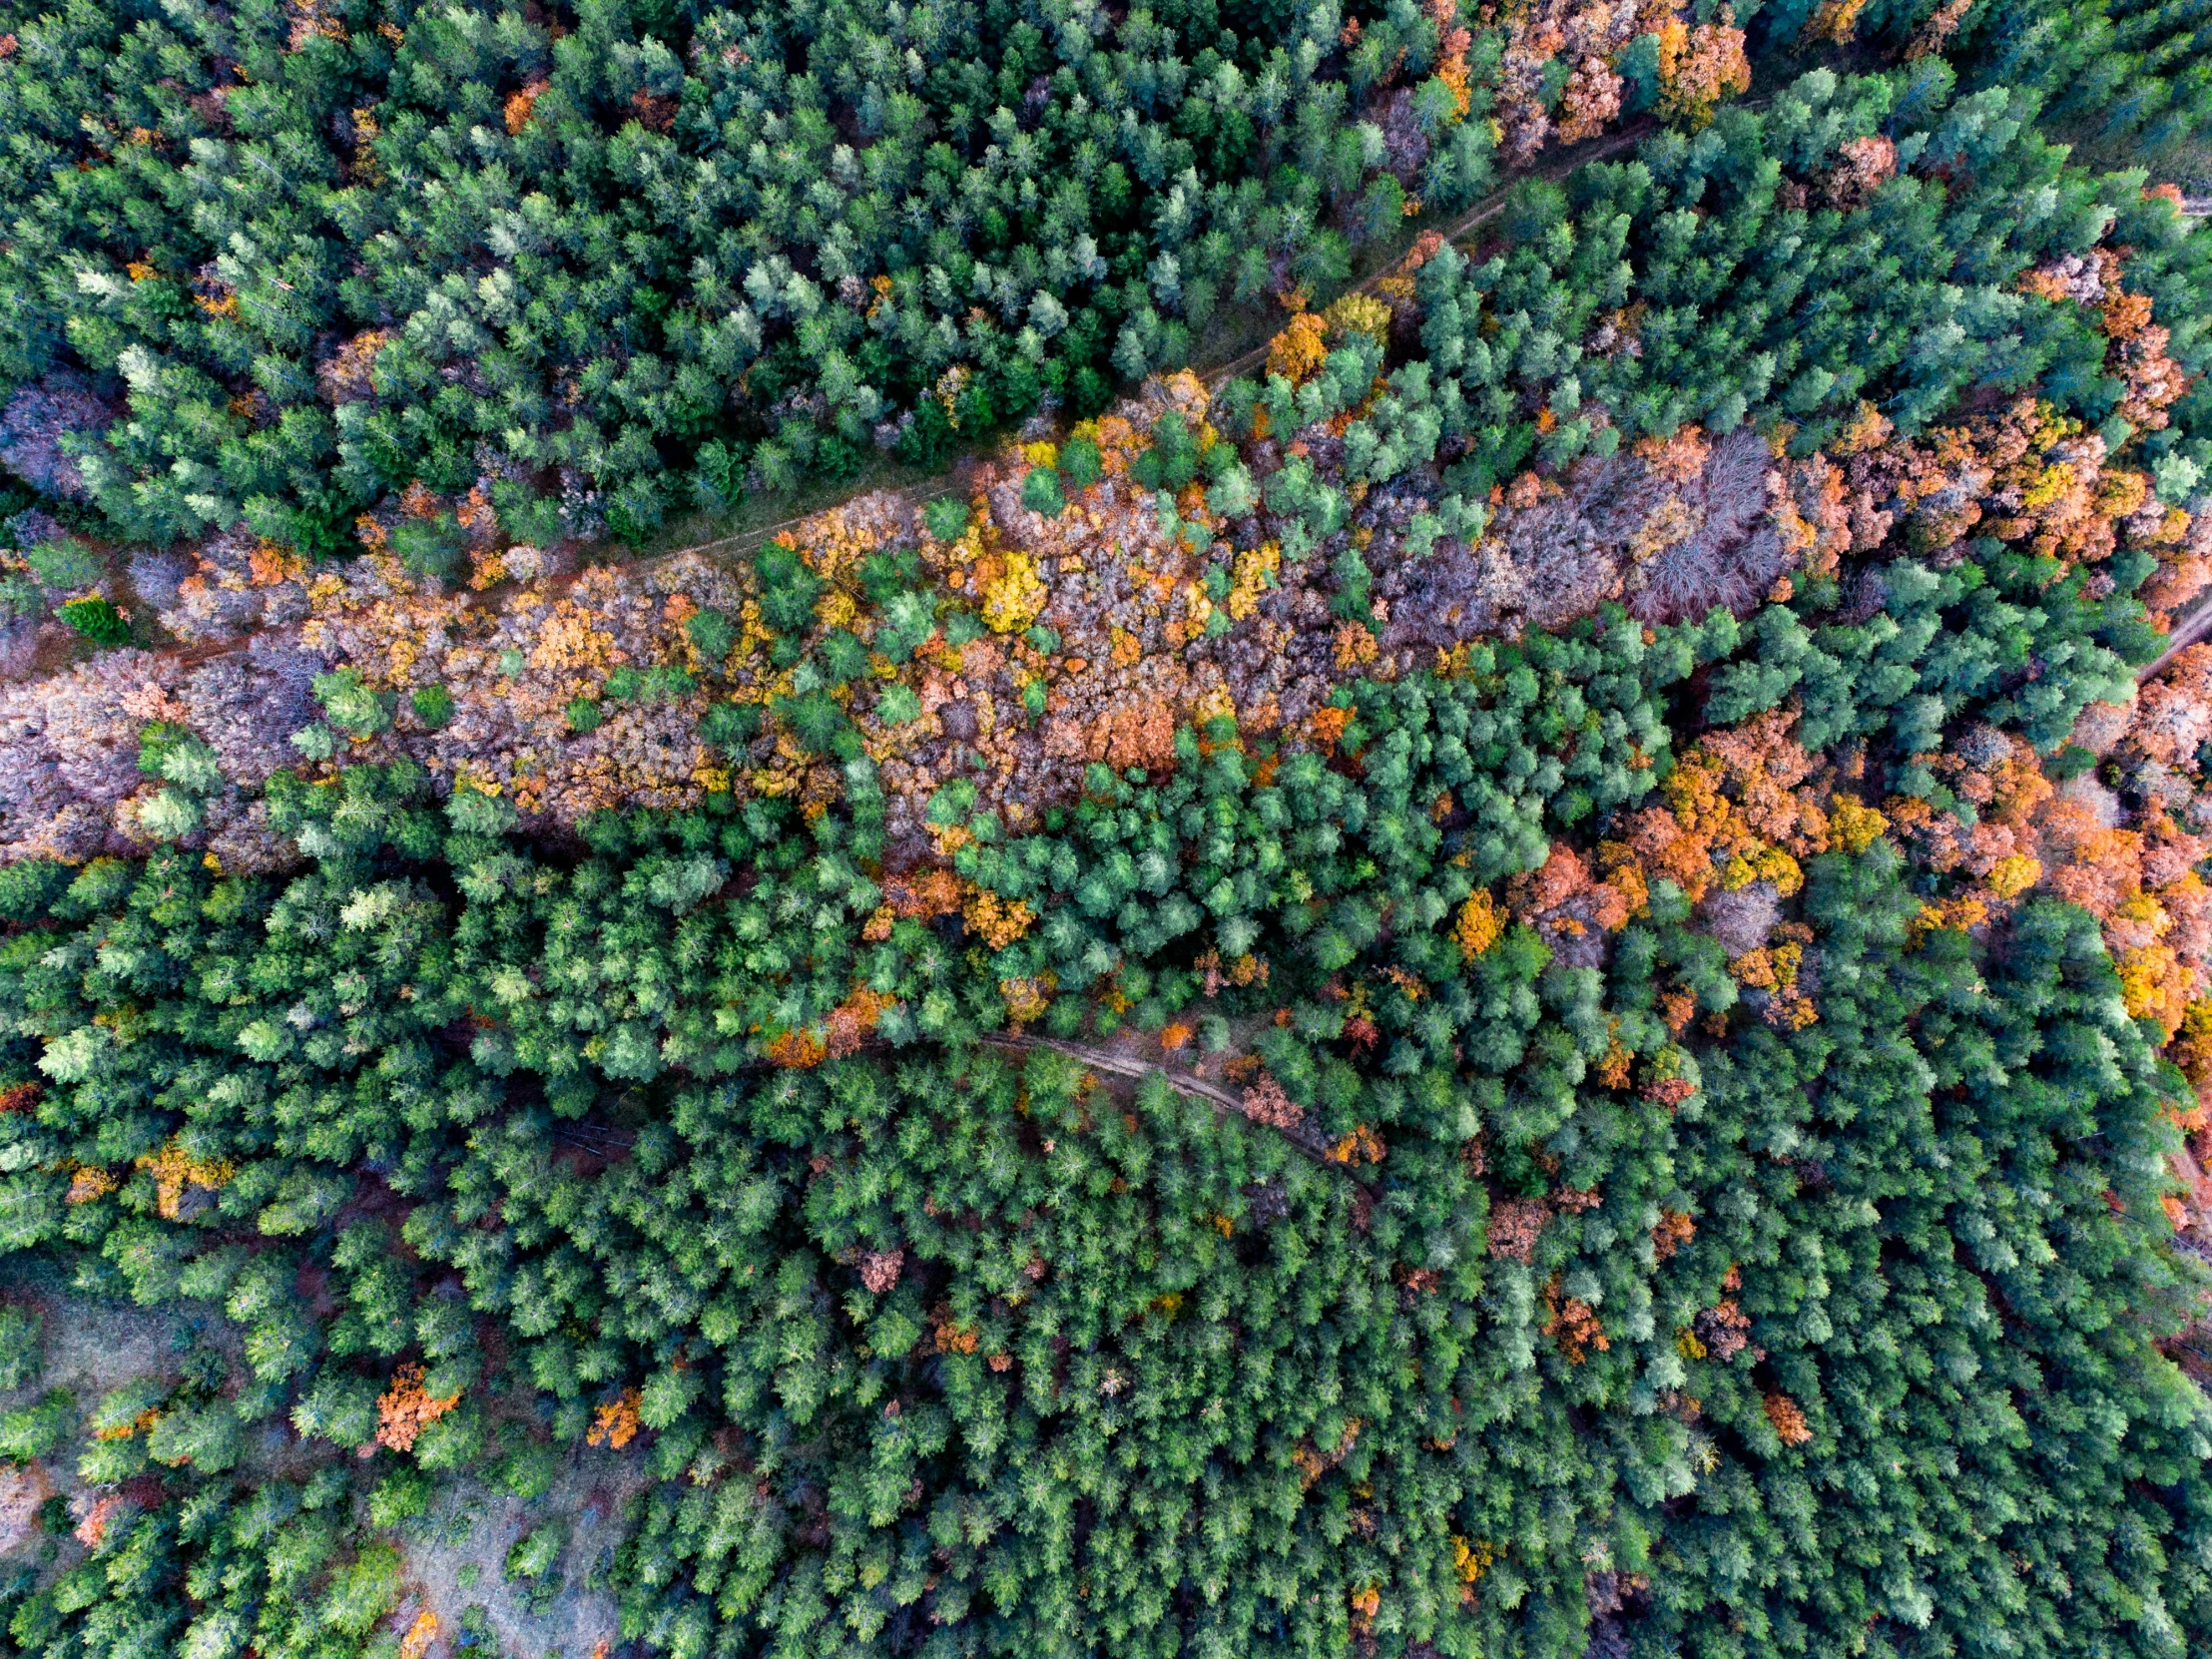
<box><xmin>1021</xmin><ymin>467</ymin><xmax>1066</xmax><ymax>517</ymax></box>
<box><xmin>58</xmin><ymin>595</ymin><xmax>129</xmax><ymax>645</ymax></box>
<box><xmin>411</xmin><ymin>685</ymin><xmax>455</xmax><ymax>730</ymax></box>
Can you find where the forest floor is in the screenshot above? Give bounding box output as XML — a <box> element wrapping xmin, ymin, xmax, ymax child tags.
<box><xmin>2140</xmin><ymin>596</ymin><xmax>2212</xmax><ymax>680</ymax></box>
<box><xmin>388</xmin><ymin>1443</ymin><xmax>648</xmax><ymax>1659</ymax></box>
<box><xmin>0</xmin><ymin>1267</ymin><xmax>302</xmax><ymax>1557</ymax></box>
<box><xmin>0</xmin><ymin>1263</ymin><xmax>649</xmax><ymax>1659</ymax></box>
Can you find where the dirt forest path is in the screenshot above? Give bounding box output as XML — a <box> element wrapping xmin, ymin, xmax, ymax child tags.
<box><xmin>2139</xmin><ymin>598</ymin><xmax>2212</xmax><ymax>682</ymax></box>
<box><xmin>979</xmin><ymin>1032</ymin><xmax>1373</xmax><ymax>1184</ymax></box>
<box><xmin>55</xmin><ymin>104</ymin><xmax>1743</xmax><ymax>696</ymax></box>
<box><xmin>612</xmin><ymin>94</ymin><xmax>2206</xmax><ymax>704</ymax></box>
<box><xmin>549</xmin><ymin>1030</ymin><xmax>1377</xmax><ymax>1193</ymax></box>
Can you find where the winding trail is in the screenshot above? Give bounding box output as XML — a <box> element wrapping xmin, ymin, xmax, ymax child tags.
<box><xmin>554</xmin><ymin>1032</ymin><xmax>1379</xmax><ymax>1191</ymax></box>
<box><xmin>2138</xmin><ymin>598</ymin><xmax>2212</xmax><ymax>683</ymax></box>
<box><xmin>977</xmin><ymin>1032</ymin><xmax>1382</xmax><ymax>1194</ymax></box>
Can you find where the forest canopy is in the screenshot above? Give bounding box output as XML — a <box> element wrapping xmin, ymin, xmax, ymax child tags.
<box><xmin>1</xmin><ymin>2</ymin><xmax>2211</xmax><ymax>1658</ymax></box>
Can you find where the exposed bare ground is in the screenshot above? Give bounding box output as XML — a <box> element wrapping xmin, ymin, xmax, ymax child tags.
<box><xmin>0</xmin><ymin>1274</ymin><xmax>648</xmax><ymax>1659</ymax></box>
<box><xmin>389</xmin><ymin>1445</ymin><xmax>652</xmax><ymax>1659</ymax></box>
<box><xmin>2138</xmin><ymin>597</ymin><xmax>2212</xmax><ymax>682</ymax></box>
<box><xmin>0</xmin><ymin>1279</ymin><xmax>252</xmax><ymax>1564</ymax></box>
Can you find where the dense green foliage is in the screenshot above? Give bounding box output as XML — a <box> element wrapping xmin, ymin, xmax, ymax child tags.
<box><xmin>0</xmin><ymin>1457</ymin><xmax>408</xmax><ymax>1659</ymax></box>
<box><xmin>0</xmin><ymin>0</ymin><xmax>1520</xmax><ymax>548</ymax></box>
<box><xmin>1240</xmin><ymin>64</ymin><xmax>2212</xmax><ymax>527</ymax></box>
<box><xmin>1757</xmin><ymin>0</ymin><xmax>2212</xmax><ymax>167</ymax></box>
<box><xmin>0</xmin><ymin>0</ymin><xmax>2201</xmax><ymax>555</ymax></box>
<box><xmin>1</xmin><ymin>721</ymin><xmax>2208</xmax><ymax>1654</ymax></box>
<box><xmin>0</xmin><ymin>3</ymin><xmax>2210</xmax><ymax>1651</ymax></box>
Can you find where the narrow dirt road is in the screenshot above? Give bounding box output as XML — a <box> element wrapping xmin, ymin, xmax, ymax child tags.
<box><xmin>2138</xmin><ymin>599</ymin><xmax>2212</xmax><ymax>683</ymax></box>
<box><xmin>977</xmin><ymin>1032</ymin><xmax>1380</xmax><ymax>1193</ymax></box>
